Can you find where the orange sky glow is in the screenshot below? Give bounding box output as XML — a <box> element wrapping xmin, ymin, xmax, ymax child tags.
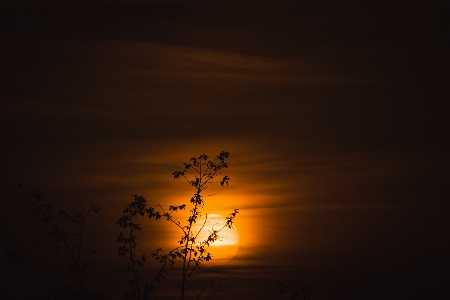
<box><xmin>1</xmin><ymin>1</ymin><xmax>448</xmax><ymax>300</ymax></box>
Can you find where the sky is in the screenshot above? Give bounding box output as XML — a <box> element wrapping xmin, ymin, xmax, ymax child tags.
<box><xmin>1</xmin><ymin>1</ymin><xmax>449</xmax><ymax>299</ymax></box>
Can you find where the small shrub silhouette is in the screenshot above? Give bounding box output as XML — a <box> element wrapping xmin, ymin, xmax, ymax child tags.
<box><xmin>278</xmin><ymin>281</ymin><xmax>311</xmax><ymax>300</ymax></box>
<box><xmin>116</xmin><ymin>151</ymin><xmax>238</xmax><ymax>300</ymax></box>
<box><xmin>7</xmin><ymin>153</ymin><xmax>307</xmax><ymax>300</ymax></box>
<box><xmin>6</xmin><ymin>185</ymin><xmax>102</xmax><ymax>299</ymax></box>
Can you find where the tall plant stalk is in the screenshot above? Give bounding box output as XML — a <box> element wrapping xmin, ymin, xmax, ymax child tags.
<box><xmin>116</xmin><ymin>151</ymin><xmax>238</xmax><ymax>300</ymax></box>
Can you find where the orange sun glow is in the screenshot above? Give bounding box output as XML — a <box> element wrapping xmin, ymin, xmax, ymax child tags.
<box><xmin>191</xmin><ymin>213</ymin><xmax>240</xmax><ymax>265</ymax></box>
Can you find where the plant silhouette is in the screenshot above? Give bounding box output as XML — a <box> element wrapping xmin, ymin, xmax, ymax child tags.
<box><xmin>3</xmin><ymin>154</ymin><xmax>314</xmax><ymax>300</ymax></box>
<box><xmin>278</xmin><ymin>281</ymin><xmax>311</xmax><ymax>300</ymax></box>
<box><xmin>7</xmin><ymin>185</ymin><xmax>102</xmax><ymax>299</ymax></box>
<box><xmin>116</xmin><ymin>151</ymin><xmax>239</xmax><ymax>300</ymax></box>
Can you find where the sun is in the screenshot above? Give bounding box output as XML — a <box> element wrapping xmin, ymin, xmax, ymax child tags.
<box><xmin>191</xmin><ymin>213</ymin><xmax>240</xmax><ymax>265</ymax></box>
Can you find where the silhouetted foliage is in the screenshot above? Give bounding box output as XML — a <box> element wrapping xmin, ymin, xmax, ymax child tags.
<box><xmin>4</xmin><ymin>153</ymin><xmax>314</xmax><ymax>300</ymax></box>
<box><xmin>8</xmin><ymin>185</ymin><xmax>102</xmax><ymax>299</ymax></box>
<box><xmin>116</xmin><ymin>151</ymin><xmax>239</xmax><ymax>300</ymax></box>
<box><xmin>278</xmin><ymin>281</ymin><xmax>311</xmax><ymax>300</ymax></box>
<box><xmin>115</xmin><ymin>195</ymin><xmax>165</xmax><ymax>300</ymax></box>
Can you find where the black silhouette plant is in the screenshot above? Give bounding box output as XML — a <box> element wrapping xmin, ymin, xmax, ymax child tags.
<box><xmin>278</xmin><ymin>281</ymin><xmax>311</xmax><ymax>300</ymax></box>
<box><xmin>116</xmin><ymin>151</ymin><xmax>239</xmax><ymax>300</ymax></box>
<box><xmin>7</xmin><ymin>185</ymin><xmax>102</xmax><ymax>299</ymax></box>
<box><xmin>115</xmin><ymin>195</ymin><xmax>164</xmax><ymax>300</ymax></box>
<box><xmin>4</xmin><ymin>154</ymin><xmax>312</xmax><ymax>300</ymax></box>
